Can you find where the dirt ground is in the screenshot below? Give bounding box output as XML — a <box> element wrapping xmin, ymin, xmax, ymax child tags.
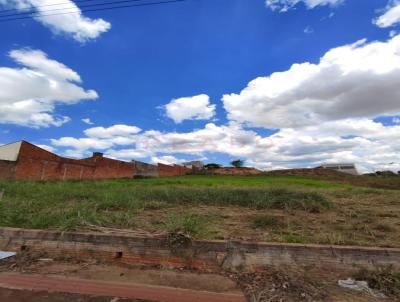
<box><xmin>134</xmin><ymin>192</ymin><xmax>400</xmax><ymax>247</ymax></box>
<box><xmin>0</xmin><ymin>252</ymin><xmax>396</xmax><ymax>302</ymax></box>
<box><xmin>0</xmin><ymin>288</ymin><xmax>151</xmax><ymax>302</ymax></box>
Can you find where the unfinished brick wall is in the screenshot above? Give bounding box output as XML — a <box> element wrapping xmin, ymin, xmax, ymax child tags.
<box><xmin>158</xmin><ymin>163</ymin><xmax>191</xmax><ymax>177</ymax></box>
<box><xmin>12</xmin><ymin>142</ymin><xmax>135</xmax><ymax>180</ymax></box>
<box><xmin>0</xmin><ymin>160</ymin><xmax>16</xmax><ymax>179</ymax></box>
<box><xmin>89</xmin><ymin>156</ymin><xmax>134</xmax><ymax>179</ymax></box>
<box><xmin>0</xmin><ymin>141</ymin><xmax>193</xmax><ymax>180</ymax></box>
<box><xmin>1</xmin><ymin>227</ymin><xmax>399</xmax><ymax>272</ymax></box>
<box><xmin>14</xmin><ymin>142</ymin><xmax>94</xmax><ymax>180</ymax></box>
<box><xmin>133</xmin><ymin>161</ymin><xmax>159</xmax><ymax>177</ymax></box>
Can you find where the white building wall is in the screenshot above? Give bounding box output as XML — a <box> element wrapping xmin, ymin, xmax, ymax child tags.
<box><xmin>0</xmin><ymin>141</ymin><xmax>22</xmax><ymax>161</ymax></box>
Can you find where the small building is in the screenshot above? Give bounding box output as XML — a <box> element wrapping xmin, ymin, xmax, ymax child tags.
<box><xmin>317</xmin><ymin>163</ymin><xmax>359</xmax><ymax>175</ymax></box>
<box><xmin>182</xmin><ymin>161</ymin><xmax>204</xmax><ymax>170</ymax></box>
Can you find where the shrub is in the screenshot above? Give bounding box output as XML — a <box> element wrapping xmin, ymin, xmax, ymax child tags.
<box><xmin>284</xmin><ymin>233</ymin><xmax>309</xmax><ymax>244</ymax></box>
<box><xmin>164</xmin><ymin>213</ymin><xmax>210</xmax><ymax>238</ymax></box>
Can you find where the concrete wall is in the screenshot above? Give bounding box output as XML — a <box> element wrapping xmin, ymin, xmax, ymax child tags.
<box><xmin>0</xmin><ymin>160</ymin><xmax>16</xmax><ymax>179</ymax></box>
<box><xmin>133</xmin><ymin>161</ymin><xmax>159</xmax><ymax>177</ymax></box>
<box><xmin>1</xmin><ymin>227</ymin><xmax>399</xmax><ymax>272</ymax></box>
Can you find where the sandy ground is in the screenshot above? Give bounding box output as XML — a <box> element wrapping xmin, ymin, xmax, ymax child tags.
<box><xmin>0</xmin><ymin>288</ymin><xmax>151</xmax><ymax>302</ymax></box>
<box><xmin>0</xmin><ymin>252</ymin><xmax>395</xmax><ymax>302</ymax></box>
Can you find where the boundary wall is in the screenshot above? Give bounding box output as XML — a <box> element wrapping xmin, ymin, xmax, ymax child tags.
<box><xmin>1</xmin><ymin>227</ymin><xmax>399</xmax><ymax>272</ymax></box>
<box><xmin>0</xmin><ymin>141</ymin><xmax>191</xmax><ymax>180</ymax></box>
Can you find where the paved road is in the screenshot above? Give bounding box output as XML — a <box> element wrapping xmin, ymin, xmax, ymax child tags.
<box><xmin>0</xmin><ymin>272</ymin><xmax>246</xmax><ymax>302</ymax></box>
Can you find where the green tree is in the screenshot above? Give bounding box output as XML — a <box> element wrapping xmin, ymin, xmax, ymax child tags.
<box><xmin>231</xmin><ymin>159</ymin><xmax>244</xmax><ymax>168</ymax></box>
<box><xmin>205</xmin><ymin>163</ymin><xmax>221</xmax><ymax>169</ymax></box>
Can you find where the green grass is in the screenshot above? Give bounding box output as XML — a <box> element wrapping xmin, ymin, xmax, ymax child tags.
<box><xmin>164</xmin><ymin>213</ymin><xmax>212</xmax><ymax>238</ymax></box>
<box><xmin>0</xmin><ymin>177</ymin><xmax>331</xmax><ymax>231</ymax></box>
<box><xmin>284</xmin><ymin>233</ymin><xmax>310</xmax><ymax>244</ymax></box>
<box><xmin>252</xmin><ymin>214</ymin><xmax>280</xmax><ymax>229</ymax></box>
<box><xmin>129</xmin><ymin>175</ymin><xmax>348</xmax><ymax>189</ymax></box>
<box><xmin>0</xmin><ymin>176</ymin><xmax>399</xmax><ymax>247</ymax></box>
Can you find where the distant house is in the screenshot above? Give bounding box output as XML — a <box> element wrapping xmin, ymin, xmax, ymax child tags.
<box><xmin>317</xmin><ymin>163</ymin><xmax>359</xmax><ymax>175</ymax></box>
<box><xmin>182</xmin><ymin>161</ymin><xmax>204</xmax><ymax>170</ymax></box>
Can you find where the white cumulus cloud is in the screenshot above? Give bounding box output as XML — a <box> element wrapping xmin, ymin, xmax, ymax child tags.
<box><xmin>0</xmin><ymin>0</ymin><xmax>110</xmax><ymax>42</ymax></box>
<box><xmin>50</xmin><ymin>120</ymin><xmax>400</xmax><ymax>173</ymax></box>
<box><xmin>265</xmin><ymin>0</ymin><xmax>343</xmax><ymax>12</ymax></box>
<box><xmin>375</xmin><ymin>1</ymin><xmax>400</xmax><ymax>28</ymax></box>
<box><xmin>223</xmin><ymin>35</ymin><xmax>400</xmax><ymax>129</ymax></box>
<box><xmin>82</xmin><ymin>118</ymin><xmax>94</xmax><ymax>125</ymax></box>
<box><xmin>84</xmin><ymin>124</ymin><xmax>142</xmax><ymax>138</ymax></box>
<box><xmin>164</xmin><ymin>94</ymin><xmax>216</xmax><ymax>123</ymax></box>
<box><xmin>151</xmin><ymin>155</ymin><xmax>183</xmax><ymax>165</ymax></box>
<box><xmin>0</xmin><ymin>48</ymin><xmax>97</xmax><ymax>128</ymax></box>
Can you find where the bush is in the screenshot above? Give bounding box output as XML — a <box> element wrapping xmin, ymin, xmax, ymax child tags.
<box><xmin>205</xmin><ymin>163</ymin><xmax>222</xmax><ymax>169</ymax></box>
<box><xmin>164</xmin><ymin>213</ymin><xmax>211</xmax><ymax>238</ymax></box>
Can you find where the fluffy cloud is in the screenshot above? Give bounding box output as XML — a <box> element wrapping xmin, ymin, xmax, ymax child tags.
<box><xmin>164</xmin><ymin>94</ymin><xmax>216</xmax><ymax>123</ymax></box>
<box><xmin>84</xmin><ymin>124</ymin><xmax>142</xmax><ymax>138</ymax></box>
<box><xmin>105</xmin><ymin>148</ymin><xmax>150</xmax><ymax>160</ymax></box>
<box><xmin>82</xmin><ymin>118</ymin><xmax>94</xmax><ymax>125</ymax></box>
<box><xmin>375</xmin><ymin>1</ymin><xmax>400</xmax><ymax>28</ymax></box>
<box><xmin>48</xmin><ymin>34</ymin><xmax>400</xmax><ymax>173</ymax></box>
<box><xmin>223</xmin><ymin>35</ymin><xmax>400</xmax><ymax>129</ymax></box>
<box><xmin>36</xmin><ymin>144</ymin><xmax>56</xmax><ymax>153</ymax></box>
<box><xmin>50</xmin><ymin>119</ymin><xmax>400</xmax><ymax>173</ymax></box>
<box><xmin>265</xmin><ymin>0</ymin><xmax>343</xmax><ymax>11</ymax></box>
<box><xmin>0</xmin><ymin>0</ymin><xmax>110</xmax><ymax>42</ymax></box>
<box><xmin>0</xmin><ymin>48</ymin><xmax>97</xmax><ymax>128</ymax></box>
<box><xmin>151</xmin><ymin>155</ymin><xmax>183</xmax><ymax>165</ymax></box>
<box><xmin>51</xmin><ymin>124</ymin><xmax>143</xmax><ymax>157</ymax></box>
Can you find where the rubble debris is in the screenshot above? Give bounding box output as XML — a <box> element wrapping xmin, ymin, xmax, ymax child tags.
<box><xmin>353</xmin><ymin>267</ymin><xmax>400</xmax><ymax>299</ymax></box>
<box><xmin>233</xmin><ymin>268</ymin><xmax>326</xmax><ymax>302</ymax></box>
<box><xmin>0</xmin><ymin>251</ymin><xmax>15</xmax><ymax>260</ymax></box>
<box><xmin>338</xmin><ymin>278</ymin><xmax>386</xmax><ymax>298</ymax></box>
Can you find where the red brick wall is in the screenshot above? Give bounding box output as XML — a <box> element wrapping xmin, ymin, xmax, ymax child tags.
<box><xmin>13</xmin><ymin>142</ymin><xmax>134</xmax><ymax>180</ymax></box>
<box><xmin>158</xmin><ymin>163</ymin><xmax>191</xmax><ymax>177</ymax></box>
<box><xmin>3</xmin><ymin>141</ymin><xmax>192</xmax><ymax>180</ymax></box>
<box><xmin>90</xmin><ymin>157</ymin><xmax>134</xmax><ymax>179</ymax></box>
<box><xmin>1</xmin><ymin>227</ymin><xmax>400</xmax><ymax>272</ymax></box>
<box><xmin>0</xmin><ymin>160</ymin><xmax>16</xmax><ymax>179</ymax></box>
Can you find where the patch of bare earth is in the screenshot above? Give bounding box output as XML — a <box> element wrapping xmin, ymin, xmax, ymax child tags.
<box><xmin>0</xmin><ymin>288</ymin><xmax>149</xmax><ymax>302</ymax></box>
<box><xmin>1</xmin><ymin>252</ymin><xmax>397</xmax><ymax>302</ymax></box>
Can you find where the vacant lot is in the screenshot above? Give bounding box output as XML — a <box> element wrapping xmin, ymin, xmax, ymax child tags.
<box><xmin>0</xmin><ymin>175</ymin><xmax>399</xmax><ymax>247</ymax></box>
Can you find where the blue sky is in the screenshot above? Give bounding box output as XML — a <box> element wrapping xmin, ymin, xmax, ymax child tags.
<box><xmin>1</xmin><ymin>0</ymin><xmax>400</xmax><ymax>172</ymax></box>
